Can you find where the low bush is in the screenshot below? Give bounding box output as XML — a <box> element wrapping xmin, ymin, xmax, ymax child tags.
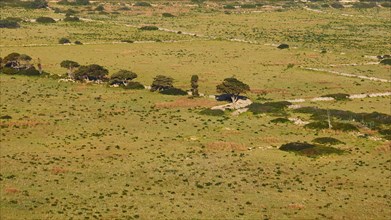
<box><xmin>199</xmin><ymin>109</ymin><xmax>225</xmax><ymax>116</ymax></box>
<box><xmin>74</xmin><ymin>41</ymin><xmax>82</xmax><ymax>45</ymax></box>
<box><xmin>59</xmin><ymin>38</ymin><xmax>71</xmax><ymax>44</ymax></box>
<box><xmin>0</xmin><ymin>19</ymin><xmax>20</xmax><ymax>28</ymax></box>
<box><xmin>223</xmin><ymin>5</ymin><xmax>235</xmax><ymax>9</ymax></box>
<box><xmin>330</xmin><ymin>2</ymin><xmax>343</xmax><ymax>9</ymax></box>
<box><xmin>312</xmin><ymin>137</ymin><xmax>345</xmax><ymax>145</ymax></box>
<box><xmin>248</xmin><ymin>101</ymin><xmax>291</xmax><ymax>114</ymax></box>
<box><xmin>123</xmin><ymin>82</ymin><xmax>144</xmax><ymax>90</ymax></box>
<box><xmin>0</xmin><ymin>115</ymin><xmax>12</xmax><ymax>120</ymax></box>
<box><xmin>304</xmin><ymin>121</ymin><xmax>329</xmax><ymax>130</ymax></box>
<box><xmin>332</xmin><ymin>122</ymin><xmax>359</xmax><ymax>132</ymax></box>
<box><xmin>280</xmin><ymin>142</ymin><xmax>345</xmax><ymax>157</ymax></box>
<box><xmin>353</xmin><ymin>2</ymin><xmax>377</xmax><ymax>8</ymax></box>
<box><xmin>379</xmin><ymin>129</ymin><xmax>391</xmax><ymax>140</ymax></box>
<box><xmin>381</xmin><ymin>2</ymin><xmax>391</xmax><ymax>7</ymax></box>
<box><xmin>139</xmin><ymin>26</ymin><xmax>159</xmax><ymax>31</ymax></box>
<box><xmin>36</xmin><ymin>17</ymin><xmax>56</xmax><ymax>23</ymax></box>
<box><xmin>277</xmin><ymin>44</ymin><xmax>289</xmax><ymax>49</ymax></box>
<box><xmin>380</xmin><ymin>59</ymin><xmax>391</xmax><ymax>65</ymax></box>
<box><xmin>241</xmin><ymin>4</ymin><xmax>256</xmax><ymax>8</ymax></box>
<box><xmin>162</xmin><ymin>13</ymin><xmax>175</xmax><ymax>17</ymax></box>
<box><xmin>160</xmin><ymin>88</ymin><xmax>187</xmax><ymax>96</ymax></box>
<box><xmin>270</xmin><ymin>118</ymin><xmax>291</xmax><ymax>124</ymax></box>
<box><xmin>18</xmin><ymin>67</ymin><xmax>40</xmax><ymax>76</ymax></box>
<box><xmin>134</xmin><ymin>2</ymin><xmax>151</xmax><ymax>7</ymax></box>
<box><xmin>64</xmin><ymin>16</ymin><xmax>80</xmax><ymax>22</ymax></box>
<box><xmin>1</xmin><ymin>67</ymin><xmax>19</xmax><ymax>75</ymax></box>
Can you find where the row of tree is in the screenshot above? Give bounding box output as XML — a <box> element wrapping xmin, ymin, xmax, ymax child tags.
<box><xmin>0</xmin><ymin>53</ymin><xmax>250</xmax><ymax>104</ymax></box>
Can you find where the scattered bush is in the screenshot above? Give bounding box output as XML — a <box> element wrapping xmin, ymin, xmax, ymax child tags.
<box><xmin>121</xmin><ymin>40</ymin><xmax>134</xmax><ymax>43</ymax></box>
<box><xmin>123</xmin><ymin>81</ymin><xmax>144</xmax><ymax>90</ymax></box>
<box><xmin>381</xmin><ymin>2</ymin><xmax>391</xmax><ymax>8</ymax></box>
<box><xmin>312</xmin><ymin>137</ymin><xmax>345</xmax><ymax>145</ymax></box>
<box><xmin>162</xmin><ymin>13</ymin><xmax>175</xmax><ymax>17</ymax></box>
<box><xmin>380</xmin><ymin>59</ymin><xmax>391</xmax><ymax>65</ymax></box>
<box><xmin>270</xmin><ymin>118</ymin><xmax>291</xmax><ymax>124</ymax></box>
<box><xmin>160</xmin><ymin>88</ymin><xmax>187</xmax><ymax>96</ymax></box>
<box><xmin>74</xmin><ymin>40</ymin><xmax>82</xmax><ymax>45</ymax></box>
<box><xmin>379</xmin><ymin>129</ymin><xmax>391</xmax><ymax>140</ymax></box>
<box><xmin>321</xmin><ymin>93</ymin><xmax>350</xmax><ymax>101</ymax></box>
<box><xmin>223</xmin><ymin>5</ymin><xmax>236</xmax><ymax>9</ymax></box>
<box><xmin>0</xmin><ymin>115</ymin><xmax>12</xmax><ymax>120</ymax></box>
<box><xmin>134</xmin><ymin>2</ymin><xmax>151</xmax><ymax>7</ymax></box>
<box><xmin>353</xmin><ymin>2</ymin><xmax>377</xmax><ymax>8</ymax></box>
<box><xmin>200</xmin><ymin>109</ymin><xmax>225</xmax><ymax>116</ymax></box>
<box><xmin>330</xmin><ymin>2</ymin><xmax>343</xmax><ymax>9</ymax></box>
<box><xmin>64</xmin><ymin>16</ymin><xmax>80</xmax><ymax>22</ymax></box>
<box><xmin>139</xmin><ymin>26</ymin><xmax>159</xmax><ymax>31</ymax></box>
<box><xmin>36</xmin><ymin>17</ymin><xmax>56</xmax><ymax>23</ymax></box>
<box><xmin>241</xmin><ymin>4</ymin><xmax>256</xmax><ymax>8</ymax></box>
<box><xmin>0</xmin><ymin>19</ymin><xmax>20</xmax><ymax>28</ymax></box>
<box><xmin>95</xmin><ymin>5</ymin><xmax>105</xmax><ymax>11</ymax></box>
<box><xmin>118</xmin><ymin>6</ymin><xmax>131</xmax><ymax>10</ymax></box>
<box><xmin>248</xmin><ymin>101</ymin><xmax>291</xmax><ymax>114</ymax></box>
<box><xmin>59</xmin><ymin>38</ymin><xmax>71</xmax><ymax>44</ymax></box>
<box><xmin>332</xmin><ymin>122</ymin><xmax>359</xmax><ymax>132</ymax></box>
<box><xmin>277</xmin><ymin>44</ymin><xmax>289</xmax><ymax>49</ymax></box>
<box><xmin>304</xmin><ymin>121</ymin><xmax>329</xmax><ymax>130</ymax></box>
<box><xmin>280</xmin><ymin>142</ymin><xmax>345</xmax><ymax>157</ymax></box>
<box><xmin>1</xmin><ymin>67</ymin><xmax>19</xmax><ymax>75</ymax></box>
<box><xmin>18</xmin><ymin>67</ymin><xmax>41</xmax><ymax>76</ymax></box>
<box><xmin>29</xmin><ymin>0</ymin><xmax>48</xmax><ymax>9</ymax></box>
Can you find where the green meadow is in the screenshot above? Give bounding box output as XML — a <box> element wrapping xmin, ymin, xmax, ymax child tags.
<box><xmin>1</xmin><ymin>1</ymin><xmax>390</xmax><ymax>219</ymax></box>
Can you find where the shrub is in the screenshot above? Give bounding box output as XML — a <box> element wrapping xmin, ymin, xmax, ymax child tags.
<box><xmin>139</xmin><ymin>26</ymin><xmax>159</xmax><ymax>31</ymax></box>
<box><xmin>270</xmin><ymin>118</ymin><xmax>291</xmax><ymax>124</ymax></box>
<box><xmin>199</xmin><ymin>109</ymin><xmax>225</xmax><ymax>116</ymax></box>
<box><xmin>280</xmin><ymin>142</ymin><xmax>315</xmax><ymax>151</ymax></box>
<box><xmin>0</xmin><ymin>115</ymin><xmax>12</xmax><ymax>120</ymax></box>
<box><xmin>280</xmin><ymin>142</ymin><xmax>345</xmax><ymax>157</ymax></box>
<box><xmin>223</xmin><ymin>5</ymin><xmax>236</xmax><ymax>9</ymax></box>
<box><xmin>36</xmin><ymin>17</ymin><xmax>56</xmax><ymax>23</ymax></box>
<box><xmin>74</xmin><ymin>41</ymin><xmax>82</xmax><ymax>45</ymax></box>
<box><xmin>277</xmin><ymin>44</ymin><xmax>289</xmax><ymax>49</ymax></box>
<box><xmin>1</xmin><ymin>67</ymin><xmax>19</xmax><ymax>75</ymax></box>
<box><xmin>121</xmin><ymin>40</ymin><xmax>134</xmax><ymax>43</ymax></box>
<box><xmin>64</xmin><ymin>16</ymin><xmax>80</xmax><ymax>22</ymax></box>
<box><xmin>353</xmin><ymin>2</ymin><xmax>376</xmax><ymax>8</ymax></box>
<box><xmin>134</xmin><ymin>2</ymin><xmax>151</xmax><ymax>7</ymax></box>
<box><xmin>304</xmin><ymin>121</ymin><xmax>329</xmax><ymax>130</ymax></box>
<box><xmin>28</xmin><ymin>0</ymin><xmax>48</xmax><ymax>9</ymax></box>
<box><xmin>0</xmin><ymin>19</ymin><xmax>20</xmax><ymax>28</ymax></box>
<box><xmin>248</xmin><ymin>101</ymin><xmax>291</xmax><ymax>114</ymax></box>
<box><xmin>118</xmin><ymin>6</ymin><xmax>131</xmax><ymax>10</ymax></box>
<box><xmin>379</xmin><ymin>129</ymin><xmax>391</xmax><ymax>140</ymax></box>
<box><xmin>160</xmin><ymin>88</ymin><xmax>187</xmax><ymax>96</ymax></box>
<box><xmin>162</xmin><ymin>13</ymin><xmax>175</xmax><ymax>17</ymax></box>
<box><xmin>380</xmin><ymin>59</ymin><xmax>391</xmax><ymax>65</ymax></box>
<box><xmin>123</xmin><ymin>81</ymin><xmax>144</xmax><ymax>90</ymax></box>
<box><xmin>330</xmin><ymin>2</ymin><xmax>343</xmax><ymax>9</ymax></box>
<box><xmin>332</xmin><ymin>122</ymin><xmax>358</xmax><ymax>132</ymax></box>
<box><xmin>381</xmin><ymin>2</ymin><xmax>391</xmax><ymax>8</ymax></box>
<box><xmin>59</xmin><ymin>38</ymin><xmax>71</xmax><ymax>44</ymax></box>
<box><xmin>312</xmin><ymin>137</ymin><xmax>345</xmax><ymax>145</ymax></box>
<box><xmin>18</xmin><ymin>67</ymin><xmax>40</xmax><ymax>76</ymax></box>
<box><xmin>241</xmin><ymin>4</ymin><xmax>256</xmax><ymax>8</ymax></box>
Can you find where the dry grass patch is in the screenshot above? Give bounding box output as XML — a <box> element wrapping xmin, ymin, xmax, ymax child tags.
<box><xmin>155</xmin><ymin>97</ymin><xmax>219</xmax><ymax>108</ymax></box>
<box><xmin>375</xmin><ymin>142</ymin><xmax>391</xmax><ymax>153</ymax></box>
<box><xmin>205</xmin><ymin>141</ymin><xmax>247</xmax><ymax>152</ymax></box>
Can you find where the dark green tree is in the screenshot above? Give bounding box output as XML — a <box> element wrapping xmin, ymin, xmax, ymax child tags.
<box><xmin>74</xmin><ymin>64</ymin><xmax>108</xmax><ymax>81</ymax></box>
<box><xmin>60</xmin><ymin>60</ymin><xmax>80</xmax><ymax>78</ymax></box>
<box><xmin>150</xmin><ymin>75</ymin><xmax>173</xmax><ymax>91</ymax></box>
<box><xmin>190</xmin><ymin>75</ymin><xmax>199</xmax><ymax>97</ymax></box>
<box><xmin>110</xmin><ymin>70</ymin><xmax>138</xmax><ymax>85</ymax></box>
<box><xmin>216</xmin><ymin>77</ymin><xmax>250</xmax><ymax>104</ymax></box>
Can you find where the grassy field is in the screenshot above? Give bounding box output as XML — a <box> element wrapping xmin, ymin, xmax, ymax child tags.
<box><xmin>1</xmin><ymin>1</ymin><xmax>390</xmax><ymax>219</ymax></box>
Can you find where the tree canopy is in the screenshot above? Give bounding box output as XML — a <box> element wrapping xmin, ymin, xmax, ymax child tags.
<box><xmin>60</xmin><ymin>60</ymin><xmax>80</xmax><ymax>69</ymax></box>
<box><xmin>74</xmin><ymin>64</ymin><xmax>108</xmax><ymax>81</ymax></box>
<box><xmin>151</xmin><ymin>75</ymin><xmax>173</xmax><ymax>91</ymax></box>
<box><xmin>216</xmin><ymin>77</ymin><xmax>250</xmax><ymax>102</ymax></box>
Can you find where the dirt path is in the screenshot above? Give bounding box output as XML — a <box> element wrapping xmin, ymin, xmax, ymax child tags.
<box><xmin>302</xmin><ymin>67</ymin><xmax>390</xmax><ymax>83</ymax></box>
